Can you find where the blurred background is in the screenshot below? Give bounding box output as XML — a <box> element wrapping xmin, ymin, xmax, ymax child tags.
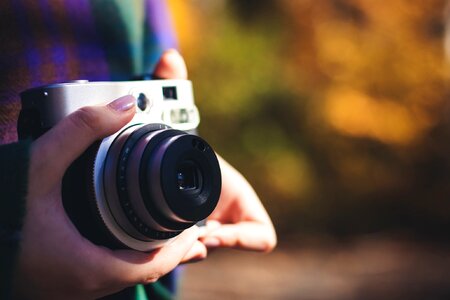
<box><xmin>167</xmin><ymin>1</ymin><xmax>450</xmax><ymax>299</ymax></box>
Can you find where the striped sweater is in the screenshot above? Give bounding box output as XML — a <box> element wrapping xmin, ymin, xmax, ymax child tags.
<box><xmin>0</xmin><ymin>1</ymin><xmax>179</xmax><ymax>299</ymax></box>
<box><xmin>0</xmin><ymin>0</ymin><xmax>177</xmax><ymax>144</ymax></box>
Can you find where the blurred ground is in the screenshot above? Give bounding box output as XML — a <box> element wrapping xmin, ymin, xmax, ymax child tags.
<box><xmin>179</xmin><ymin>236</ymin><xmax>450</xmax><ymax>300</ymax></box>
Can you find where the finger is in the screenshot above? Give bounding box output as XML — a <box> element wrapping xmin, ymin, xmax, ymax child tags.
<box><xmin>180</xmin><ymin>241</ymin><xmax>208</xmax><ymax>264</ymax></box>
<box><xmin>153</xmin><ymin>49</ymin><xmax>188</xmax><ymax>79</ymax></box>
<box><xmin>30</xmin><ymin>96</ymin><xmax>135</xmax><ymax>189</ymax></box>
<box><xmin>109</xmin><ymin>225</ymin><xmax>200</xmax><ymax>285</ymax></box>
<box><xmin>198</xmin><ymin>220</ymin><xmax>221</xmax><ymax>238</ymax></box>
<box><xmin>201</xmin><ymin>222</ymin><xmax>277</xmax><ymax>253</ymax></box>
<box><xmin>212</xmin><ymin>156</ymin><xmax>273</xmax><ymax>225</ymax></box>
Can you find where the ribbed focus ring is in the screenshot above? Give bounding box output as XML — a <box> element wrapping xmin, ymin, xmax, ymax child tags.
<box><xmin>115</xmin><ymin>124</ymin><xmax>182</xmax><ymax>240</ymax></box>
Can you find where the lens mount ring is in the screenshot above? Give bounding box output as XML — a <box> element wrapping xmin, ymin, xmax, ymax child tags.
<box><xmin>116</xmin><ymin>124</ymin><xmax>184</xmax><ymax>240</ymax></box>
<box><xmin>139</xmin><ymin>129</ymin><xmax>196</xmax><ymax>231</ymax></box>
<box><xmin>94</xmin><ymin>125</ymin><xmax>177</xmax><ymax>250</ymax></box>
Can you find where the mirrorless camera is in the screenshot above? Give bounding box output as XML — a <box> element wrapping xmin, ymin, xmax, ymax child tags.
<box><xmin>18</xmin><ymin>79</ymin><xmax>221</xmax><ymax>251</ymax></box>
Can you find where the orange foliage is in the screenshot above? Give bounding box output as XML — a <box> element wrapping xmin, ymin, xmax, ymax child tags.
<box><xmin>323</xmin><ymin>87</ymin><xmax>435</xmax><ymax>145</ymax></box>
<box><xmin>282</xmin><ymin>0</ymin><xmax>448</xmax><ymax>145</ymax></box>
<box><xmin>168</xmin><ymin>0</ymin><xmax>450</xmax><ymax>234</ymax></box>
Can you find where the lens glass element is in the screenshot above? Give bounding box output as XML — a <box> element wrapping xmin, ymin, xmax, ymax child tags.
<box><xmin>101</xmin><ymin>124</ymin><xmax>221</xmax><ymax>243</ymax></box>
<box><xmin>177</xmin><ymin>161</ymin><xmax>200</xmax><ymax>191</ymax></box>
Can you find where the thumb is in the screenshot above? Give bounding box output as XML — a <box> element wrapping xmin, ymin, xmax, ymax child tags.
<box><xmin>109</xmin><ymin>225</ymin><xmax>201</xmax><ymax>285</ymax></box>
<box><xmin>30</xmin><ymin>95</ymin><xmax>136</xmax><ymax>190</ymax></box>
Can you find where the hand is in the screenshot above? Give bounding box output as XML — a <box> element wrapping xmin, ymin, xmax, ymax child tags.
<box><xmin>156</xmin><ymin>50</ymin><xmax>277</xmax><ymax>253</ymax></box>
<box><xmin>154</xmin><ymin>50</ymin><xmax>277</xmax><ymax>253</ymax></box>
<box><xmin>12</xmin><ymin>50</ymin><xmax>205</xmax><ymax>299</ymax></box>
<box><xmin>201</xmin><ymin>157</ymin><xmax>277</xmax><ymax>252</ymax></box>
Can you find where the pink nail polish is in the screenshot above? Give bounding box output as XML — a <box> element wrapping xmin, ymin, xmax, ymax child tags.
<box><xmin>108</xmin><ymin>95</ymin><xmax>135</xmax><ymax>111</ymax></box>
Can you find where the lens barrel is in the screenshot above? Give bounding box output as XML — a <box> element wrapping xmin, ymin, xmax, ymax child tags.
<box><xmin>101</xmin><ymin>124</ymin><xmax>221</xmax><ymax>244</ymax></box>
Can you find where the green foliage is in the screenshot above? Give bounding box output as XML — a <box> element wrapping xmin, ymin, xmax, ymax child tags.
<box><xmin>180</xmin><ymin>0</ymin><xmax>450</xmax><ymax>238</ymax></box>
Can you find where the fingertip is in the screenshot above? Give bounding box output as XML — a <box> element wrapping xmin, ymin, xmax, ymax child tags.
<box><xmin>198</xmin><ymin>220</ymin><xmax>221</xmax><ymax>238</ymax></box>
<box><xmin>182</xmin><ymin>241</ymin><xmax>208</xmax><ymax>264</ymax></box>
<box><xmin>206</xmin><ymin>220</ymin><xmax>222</xmax><ymax>229</ymax></box>
<box><xmin>153</xmin><ymin>49</ymin><xmax>188</xmax><ymax>79</ymax></box>
<box><xmin>265</xmin><ymin>229</ymin><xmax>278</xmax><ymax>253</ymax></box>
<box><xmin>202</xmin><ymin>236</ymin><xmax>221</xmax><ymax>249</ymax></box>
<box><xmin>188</xmin><ymin>224</ymin><xmax>201</xmax><ymax>235</ymax></box>
<box><xmin>169</xmin><ymin>225</ymin><xmax>200</xmax><ymax>247</ymax></box>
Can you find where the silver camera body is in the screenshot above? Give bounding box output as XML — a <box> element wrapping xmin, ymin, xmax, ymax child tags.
<box><xmin>19</xmin><ymin>80</ymin><xmax>221</xmax><ymax>251</ymax></box>
<box><xmin>20</xmin><ymin>79</ymin><xmax>200</xmax><ymax>132</ymax></box>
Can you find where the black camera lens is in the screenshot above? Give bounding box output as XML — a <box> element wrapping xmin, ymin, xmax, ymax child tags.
<box><xmin>177</xmin><ymin>161</ymin><xmax>201</xmax><ymax>191</ymax></box>
<box><xmin>100</xmin><ymin>124</ymin><xmax>221</xmax><ymax>245</ymax></box>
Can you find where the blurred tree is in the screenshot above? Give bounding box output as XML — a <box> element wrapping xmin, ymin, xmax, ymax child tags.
<box><xmin>169</xmin><ymin>0</ymin><xmax>450</xmax><ymax>239</ymax></box>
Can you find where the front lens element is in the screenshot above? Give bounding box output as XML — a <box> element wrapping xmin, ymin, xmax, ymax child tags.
<box><xmin>103</xmin><ymin>124</ymin><xmax>221</xmax><ymax>241</ymax></box>
<box><xmin>177</xmin><ymin>161</ymin><xmax>200</xmax><ymax>191</ymax></box>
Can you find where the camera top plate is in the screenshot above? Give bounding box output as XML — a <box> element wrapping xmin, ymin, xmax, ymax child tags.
<box><xmin>20</xmin><ymin>79</ymin><xmax>199</xmax><ymax>132</ymax></box>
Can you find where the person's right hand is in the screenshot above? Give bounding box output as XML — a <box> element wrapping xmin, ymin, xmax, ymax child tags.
<box><xmin>12</xmin><ymin>94</ymin><xmax>204</xmax><ymax>299</ymax></box>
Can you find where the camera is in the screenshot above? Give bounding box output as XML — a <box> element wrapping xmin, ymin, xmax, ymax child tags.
<box><xmin>18</xmin><ymin>79</ymin><xmax>222</xmax><ymax>251</ymax></box>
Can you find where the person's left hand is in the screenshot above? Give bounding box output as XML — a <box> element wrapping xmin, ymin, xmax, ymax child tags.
<box><xmin>200</xmin><ymin>157</ymin><xmax>277</xmax><ymax>252</ymax></box>
<box><xmin>154</xmin><ymin>50</ymin><xmax>277</xmax><ymax>254</ymax></box>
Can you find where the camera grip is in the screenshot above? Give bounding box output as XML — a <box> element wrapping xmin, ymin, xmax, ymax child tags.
<box><xmin>62</xmin><ymin>143</ymin><xmax>124</xmax><ymax>249</ymax></box>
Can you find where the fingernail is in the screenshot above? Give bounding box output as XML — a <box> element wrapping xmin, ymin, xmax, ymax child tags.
<box><xmin>203</xmin><ymin>237</ymin><xmax>220</xmax><ymax>248</ymax></box>
<box><xmin>108</xmin><ymin>95</ymin><xmax>135</xmax><ymax>112</ymax></box>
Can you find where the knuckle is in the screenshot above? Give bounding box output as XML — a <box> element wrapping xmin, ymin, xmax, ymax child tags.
<box><xmin>141</xmin><ymin>272</ymin><xmax>162</xmax><ymax>284</ymax></box>
<box><xmin>70</xmin><ymin>106</ymin><xmax>101</xmax><ymax>135</ymax></box>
